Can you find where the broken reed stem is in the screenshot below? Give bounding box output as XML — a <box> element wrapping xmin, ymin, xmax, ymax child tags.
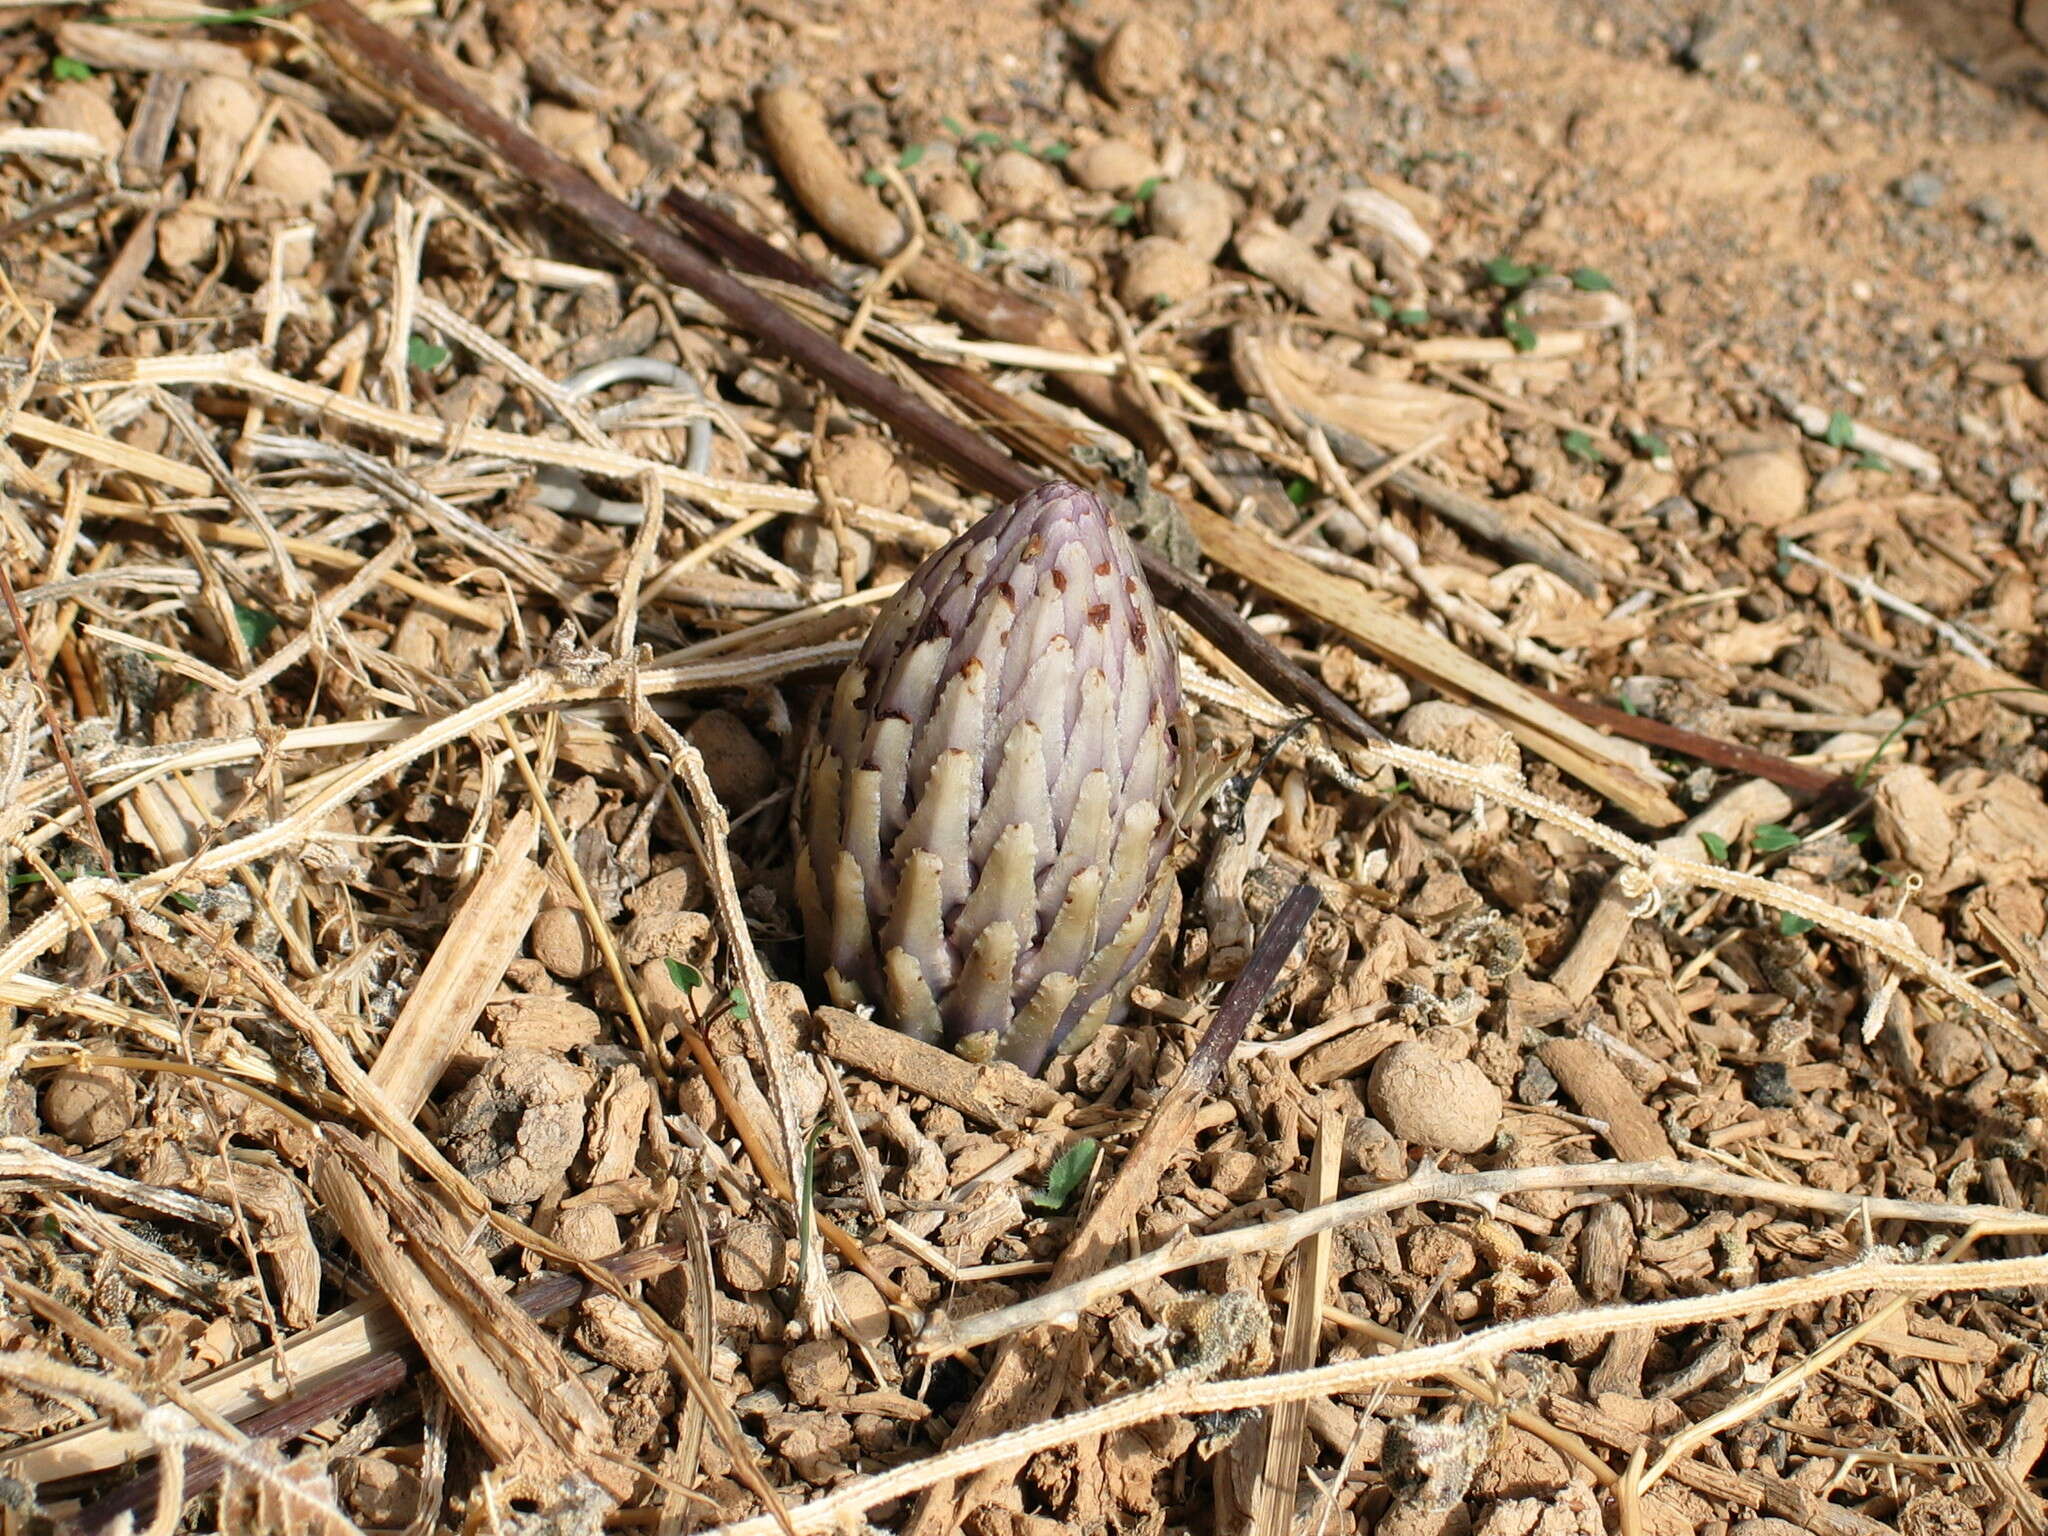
<box><xmin>699</xmin><ymin>1247</ymin><xmax>2048</xmax><ymax>1536</ymax></box>
<box><xmin>921</xmin><ymin>1156</ymin><xmax>2048</xmax><ymax>1356</ymax></box>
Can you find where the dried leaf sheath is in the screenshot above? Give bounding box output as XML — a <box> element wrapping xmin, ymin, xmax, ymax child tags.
<box><xmin>798</xmin><ymin>481</ymin><xmax>1184</xmax><ymax>1074</ymax></box>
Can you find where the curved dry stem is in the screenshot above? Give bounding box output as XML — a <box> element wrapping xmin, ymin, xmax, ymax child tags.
<box><xmin>919</xmin><ymin>1156</ymin><xmax>2048</xmax><ymax>1356</ymax></box>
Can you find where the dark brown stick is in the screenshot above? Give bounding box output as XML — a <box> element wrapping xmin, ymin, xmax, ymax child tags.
<box><xmin>1532</xmin><ymin>687</ymin><xmax>1844</xmax><ymax>796</ymax></box>
<box><xmin>309</xmin><ymin>0</ymin><xmax>1383</xmax><ymax>747</ymax></box>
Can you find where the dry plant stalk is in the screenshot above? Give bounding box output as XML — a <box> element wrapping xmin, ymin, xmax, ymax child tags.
<box><xmin>696</xmin><ymin>1247</ymin><xmax>2048</xmax><ymax>1536</ymax></box>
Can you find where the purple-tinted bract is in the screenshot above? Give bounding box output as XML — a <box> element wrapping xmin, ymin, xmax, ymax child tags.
<box><xmin>797</xmin><ymin>481</ymin><xmax>1183</xmax><ymax>1074</ymax></box>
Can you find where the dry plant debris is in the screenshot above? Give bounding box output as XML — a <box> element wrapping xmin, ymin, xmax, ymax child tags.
<box><xmin>1</xmin><ymin>1</ymin><xmax>2047</xmax><ymax>1534</ymax></box>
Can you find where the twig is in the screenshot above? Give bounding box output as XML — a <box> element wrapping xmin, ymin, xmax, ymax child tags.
<box><xmin>1533</xmin><ymin>685</ymin><xmax>1846</xmax><ymax>795</ymax></box>
<box><xmin>1773</xmin><ymin>392</ymin><xmax>1944</xmax><ymax>480</ymax></box>
<box><xmin>699</xmin><ymin>1247</ymin><xmax>2048</xmax><ymax>1536</ymax></box>
<box><xmin>66</xmin><ymin>1247</ymin><xmax>690</xmax><ymax>1535</ymax></box>
<box><xmin>918</xmin><ymin>1156</ymin><xmax>2048</xmax><ymax>1357</ymax></box>
<box><xmin>1780</xmin><ymin>541</ymin><xmax>1992</xmax><ymax>667</ymax></box>
<box><xmin>1250</xmin><ymin>1107</ymin><xmax>1344</xmax><ymax>1536</ymax></box>
<box><xmin>901</xmin><ymin>885</ymin><xmax>1320</xmax><ymax>1535</ymax></box>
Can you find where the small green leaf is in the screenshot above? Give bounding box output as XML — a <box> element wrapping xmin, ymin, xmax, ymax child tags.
<box><xmin>940</xmin><ymin>115</ymin><xmax>968</xmax><ymax>137</ymax></box>
<box><xmin>1569</xmin><ymin>266</ymin><xmax>1613</xmax><ymax>292</ymax></box>
<box><xmin>51</xmin><ymin>56</ymin><xmax>93</xmax><ymax>81</ymax></box>
<box><xmin>1132</xmin><ymin>176</ymin><xmax>1161</xmax><ymax>202</ymax></box>
<box><xmin>1393</xmin><ymin>306</ymin><xmax>1429</xmax><ymax>327</ymax></box>
<box><xmin>860</xmin><ymin>167</ymin><xmax>886</xmax><ymax>186</ymax></box>
<box><xmin>234</xmin><ymin>605</ymin><xmax>279</xmax><ymax>649</ymax></box>
<box><xmin>897</xmin><ymin>143</ymin><xmax>926</xmax><ymax>170</ymax></box>
<box><xmin>1751</xmin><ymin>823</ymin><xmax>1802</xmax><ymax>854</ymax></box>
<box><xmin>1854</xmin><ymin>451</ymin><xmax>1890</xmax><ymax>472</ymax></box>
<box><xmin>960</xmin><ymin>154</ymin><xmax>981</xmax><ymax>177</ymax></box>
<box><xmin>1107</xmin><ymin>202</ymin><xmax>1136</xmax><ymax>226</ymax></box>
<box><xmin>1616</xmin><ymin>691</ymin><xmax>1639</xmax><ymax>717</ymax></box>
<box><xmin>1485</xmin><ymin>256</ymin><xmax>1536</xmax><ymax>289</ymax></box>
<box><xmin>665</xmin><ymin>959</ymin><xmax>703</xmax><ymax>994</ymax></box>
<box><xmin>1823</xmin><ymin>409</ymin><xmax>1855</xmax><ymax>448</ymax></box>
<box><xmin>1368</xmin><ymin>295</ymin><xmax>1394</xmax><ymax>318</ymax></box>
<box><xmin>1502</xmin><ymin>312</ymin><xmax>1538</xmax><ymax>353</ymax></box>
<box><xmin>1779</xmin><ymin>912</ymin><xmax>1817</xmax><ymax>937</ymax></box>
<box><xmin>1630</xmin><ymin>430</ymin><xmax>1670</xmax><ymax>459</ymax></box>
<box><xmin>1698</xmin><ymin>831</ymin><xmax>1731</xmax><ymax>864</ymax></box>
<box><xmin>406</xmin><ymin>335</ymin><xmax>448</xmax><ymax>371</ymax></box>
<box><xmin>1038</xmin><ymin>140</ymin><xmax>1071</xmax><ymax>162</ymax></box>
<box><xmin>1284</xmin><ymin>476</ymin><xmax>1313</xmax><ymax>506</ymax></box>
<box><xmin>969</xmin><ymin>131</ymin><xmax>1004</xmax><ymax>149</ymax></box>
<box><xmin>1010</xmin><ymin>138</ymin><xmax>1032</xmax><ymax>153</ymax></box>
<box><xmin>1843</xmin><ymin>826</ymin><xmax>1871</xmax><ymax>845</ymax></box>
<box><xmin>728</xmin><ymin>986</ymin><xmax>752</xmax><ymax>1022</ymax></box>
<box><xmin>1561</xmin><ymin>429</ymin><xmax>1605</xmax><ymax>465</ymax></box>
<box><xmin>1027</xmin><ymin>1137</ymin><xmax>1099</xmax><ymax>1211</ymax></box>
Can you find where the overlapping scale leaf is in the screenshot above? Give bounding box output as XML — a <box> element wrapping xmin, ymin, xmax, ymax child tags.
<box><xmin>796</xmin><ymin>480</ymin><xmax>1183</xmax><ymax>1074</ymax></box>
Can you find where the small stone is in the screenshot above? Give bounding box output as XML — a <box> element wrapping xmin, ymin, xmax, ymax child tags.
<box><xmin>814</xmin><ymin>435</ymin><xmax>910</xmax><ymax>512</ymax></box>
<box><xmin>781</xmin><ymin>1337</ymin><xmax>852</xmax><ymax>1406</ymax></box>
<box><xmin>2010</xmin><ymin>470</ymin><xmax>2044</xmax><ymax>507</ymax></box>
<box><xmin>1096</xmin><ymin>16</ymin><xmax>1185</xmax><ymax>99</ymax></box>
<box><xmin>442</xmin><ymin>1049</ymin><xmax>590</xmax><ymax>1204</ymax></box>
<box><xmin>1746</xmin><ymin>1061</ymin><xmax>1794</xmax><ymax>1109</ymax></box>
<box><xmin>1894</xmin><ymin>170</ymin><xmax>1946</xmax><ymax>209</ymax></box>
<box><xmin>249</xmin><ymin>141</ymin><xmax>333</xmax><ymax>211</ymax></box>
<box><xmin>1514</xmin><ymin>1054</ymin><xmax>1559</xmax><ymax>1106</ymax></box>
<box><xmin>781</xmin><ymin>519</ymin><xmax>876</xmax><ymax>585</ymax></box>
<box><xmin>719</xmin><ymin>1220</ymin><xmax>786</xmax><ymax>1291</ymax></box>
<box><xmin>1343</xmin><ymin>1115</ymin><xmax>1407</xmax><ymax>1181</ymax></box>
<box><xmin>42</xmin><ymin>1064</ymin><xmax>137</xmax><ymax>1145</ymax></box>
<box><xmin>182</xmin><ymin>75</ymin><xmax>260</xmax><ymax>139</ymax></box>
<box><xmin>1116</xmin><ymin>236</ymin><xmax>1210</xmax><ymax>312</ymax></box>
<box><xmin>925</xmin><ymin>177</ymin><xmax>984</xmax><ymax>225</ymax></box>
<box><xmin>1066</xmin><ymin>138</ymin><xmax>1157</xmax><ymax>193</ymax></box>
<box><xmin>1199</xmin><ymin>1146</ymin><xmax>1264</xmax><ymax>1202</ymax></box>
<box><xmin>975</xmin><ymin>149</ymin><xmax>1063</xmax><ymax>219</ymax></box>
<box><xmin>577</xmin><ymin>1292</ymin><xmax>670</xmax><ymax>1373</ymax></box>
<box><xmin>1969</xmin><ymin>195</ymin><xmax>2009</xmax><ymax>227</ymax></box>
<box><xmin>1920</xmin><ymin>1018</ymin><xmax>1984</xmax><ymax>1088</ymax></box>
<box><xmin>1776</xmin><ymin>635</ymin><xmax>1886</xmax><ymax>713</ymax></box>
<box><xmin>830</xmin><ymin>1270</ymin><xmax>890</xmax><ymax>1347</ymax></box>
<box><xmin>156</xmin><ymin>209</ymin><xmax>218</xmax><ymax>270</ymax></box>
<box><xmin>1368</xmin><ymin>1041</ymin><xmax>1503</xmax><ymax>1154</ymax></box>
<box><xmin>683</xmin><ymin>709</ymin><xmax>776</xmax><ymax>809</ymax></box>
<box><xmin>1690</xmin><ymin>448</ymin><xmax>1808</xmax><ymax>529</ymax></box>
<box><xmin>1871</xmin><ymin>764</ymin><xmax>1954</xmax><ymax>881</ymax></box>
<box><xmin>554</xmin><ymin>1202</ymin><xmax>622</xmax><ymax>1259</ymax></box>
<box><xmin>336</xmin><ymin>1453</ymin><xmax>424</xmax><ymax>1529</ymax></box>
<box><xmin>38</xmin><ymin>82</ymin><xmax>123</xmax><ymax>156</ymax></box>
<box><xmin>530</xmin><ymin>905</ymin><xmax>600</xmax><ymax>979</ymax></box>
<box><xmin>1147</xmin><ymin>178</ymin><xmax>1236</xmax><ymax>263</ymax></box>
<box><xmin>1394</xmin><ymin>700</ymin><xmax>1522</xmax><ymax>812</ymax></box>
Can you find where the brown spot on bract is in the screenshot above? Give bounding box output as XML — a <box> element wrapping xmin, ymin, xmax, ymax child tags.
<box><xmin>997</xmin><ymin>581</ymin><xmax>1016</xmax><ymax>604</ymax></box>
<box><xmin>1022</xmin><ymin>535</ymin><xmax>1046</xmax><ymax>562</ymax></box>
<box><xmin>1131</xmin><ymin>618</ymin><xmax>1149</xmax><ymax>653</ymax></box>
<box><xmin>1095</xmin><ymin>561</ymin><xmax>1113</xmax><ymax>577</ymax></box>
<box><xmin>1050</xmin><ymin>568</ymin><xmax>1068</xmax><ymax>592</ymax></box>
<box><xmin>1088</xmin><ymin>603</ymin><xmax>1112</xmax><ymax>628</ymax></box>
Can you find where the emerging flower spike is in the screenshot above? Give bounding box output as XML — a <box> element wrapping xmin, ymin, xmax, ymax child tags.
<box><xmin>797</xmin><ymin>480</ymin><xmax>1184</xmax><ymax>1075</ymax></box>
